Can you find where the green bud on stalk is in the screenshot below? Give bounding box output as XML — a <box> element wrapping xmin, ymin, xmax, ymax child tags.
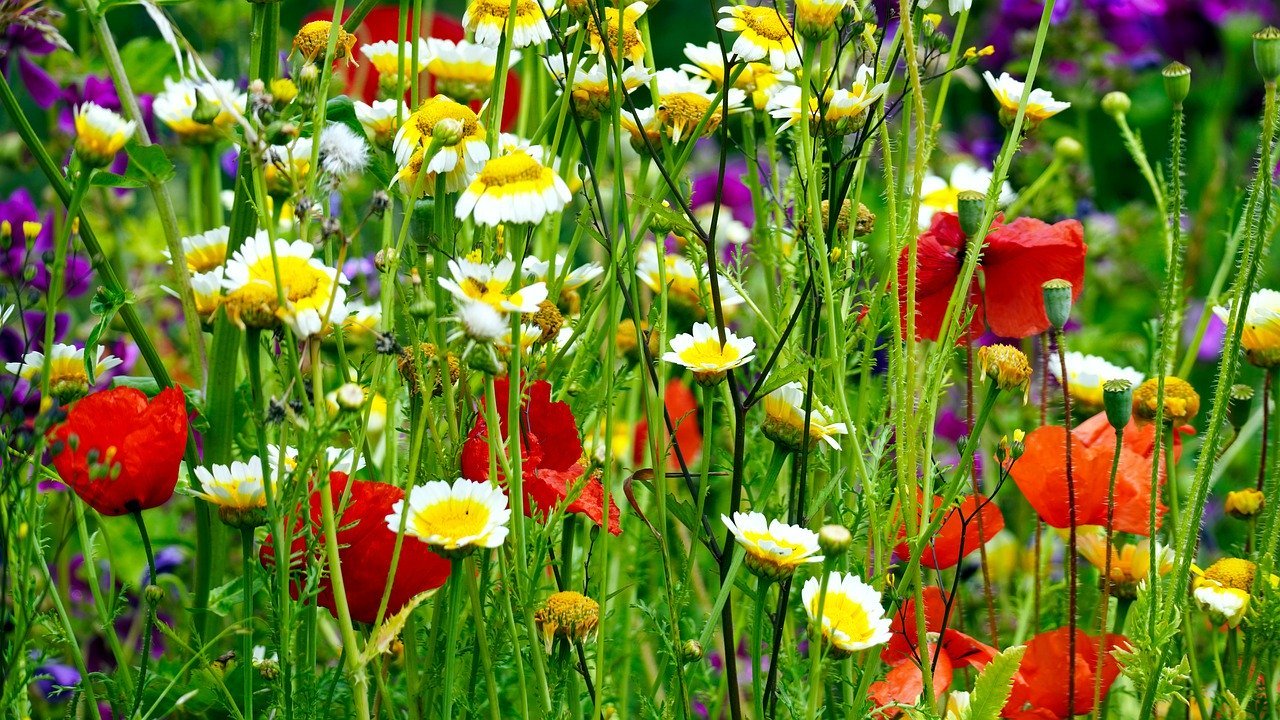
<box><xmin>1254</xmin><ymin>26</ymin><xmax>1280</xmax><ymax>83</ymax></box>
<box><xmin>1041</xmin><ymin>278</ymin><xmax>1074</xmax><ymax>331</ymax></box>
<box><xmin>956</xmin><ymin>190</ymin><xmax>985</xmax><ymax>238</ymax></box>
<box><xmin>1102</xmin><ymin>379</ymin><xmax>1133</xmax><ymax>430</ymax></box>
<box><xmin>1101</xmin><ymin>91</ymin><xmax>1131</xmax><ymax>117</ymax></box>
<box><xmin>1162</xmin><ymin>62</ymin><xmax>1192</xmax><ymax>106</ymax></box>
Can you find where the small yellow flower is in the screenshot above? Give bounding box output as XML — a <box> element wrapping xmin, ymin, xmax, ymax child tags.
<box><xmin>662</xmin><ymin>322</ymin><xmax>755</xmax><ymax>386</ymax></box>
<box><xmin>1214</xmin><ymin>289</ymin><xmax>1280</xmax><ymax>368</ymax></box>
<box><xmin>582</xmin><ymin>2</ymin><xmax>649</xmax><ymax>65</ymax></box>
<box><xmin>73</xmin><ymin>102</ymin><xmax>135</xmax><ymax>168</ymax></box>
<box><xmin>977</xmin><ymin>344</ymin><xmax>1032</xmax><ymax>394</ymax></box>
<box><xmin>983</xmin><ymin>71</ymin><xmax>1071</xmax><ymax>127</ymax></box>
<box><xmin>716</xmin><ymin>5</ymin><xmax>801</xmax><ymax>72</ymax></box>
<box><xmin>795</xmin><ymin>0</ymin><xmax>849</xmax><ymax>40</ymax></box>
<box><xmin>387</xmin><ymin>478</ymin><xmax>512</xmax><ymax>557</ymax></box>
<box><xmin>1191</xmin><ymin>557</ymin><xmax>1274</xmax><ymax>628</ymax></box>
<box><xmin>535</xmin><ymin>591</ymin><xmax>600</xmax><ymax>650</ymax></box>
<box><xmin>292</xmin><ymin>20</ymin><xmax>358</xmax><ymax>65</ymax></box>
<box><xmin>801</xmin><ymin>572</ymin><xmax>893</xmax><ymax>658</ymax></box>
<box><xmin>463</xmin><ymin>0</ymin><xmax>558</xmax><ymax>49</ymax></box>
<box><xmin>1132</xmin><ymin>376</ymin><xmax>1200</xmax><ymax>426</ymax></box>
<box><xmin>722</xmin><ymin>511</ymin><xmax>823</xmax><ymax>580</ymax></box>
<box><xmin>270</xmin><ymin>78</ymin><xmax>299</xmax><ymax>105</ymax></box>
<box><xmin>1077</xmin><ymin>526</ymin><xmax>1172</xmax><ymax>599</ymax></box>
<box><xmin>762</xmin><ymin>381</ymin><xmax>849</xmax><ymax>451</ymax></box>
<box><xmin>454</xmin><ymin>147</ymin><xmax>573</xmax><ymax>227</ymax></box>
<box><xmin>1225</xmin><ymin>488</ymin><xmax>1266</xmax><ymax>520</ymax></box>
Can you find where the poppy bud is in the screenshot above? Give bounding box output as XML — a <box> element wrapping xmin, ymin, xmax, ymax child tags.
<box><xmin>1255</xmin><ymin>27</ymin><xmax>1280</xmax><ymax>83</ymax></box>
<box><xmin>1101</xmin><ymin>91</ymin><xmax>1131</xmax><ymax>117</ymax></box>
<box><xmin>534</xmin><ymin>591</ymin><xmax>600</xmax><ymax>651</ymax></box>
<box><xmin>1041</xmin><ymin>278</ymin><xmax>1074</xmax><ymax>332</ymax></box>
<box><xmin>1162</xmin><ymin>62</ymin><xmax>1191</xmax><ymax>106</ymax></box>
<box><xmin>956</xmin><ymin>190</ymin><xmax>985</xmax><ymax>238</ymax></box>
<box><xmin>1229</xmin><ymin>384</ymin><xmax>1254</xmax><ymax>430</ymax></box>
<box><xmin>1053</xmin><ymin>136</ymin><xmax>1084</xmax><ymax>162</ymax></box>
<box><xmin>1225</xmin><ymin>488</ymin><xmax>1265</xmax><ymax>520</ymax></box>
<box><xmin>1102</xmin><ymin>379</ymin><xmax>1133</xmax><ymax>430</ymax></box>
<box><xmin>976</xmin><ymin>344</ymin><xmax>1032</xmax><ymax>394</ymax></box>
<box><xmin>818</xmin><ymin>524</ymin><xmax>852</xmax><ymax>556</ymax></box>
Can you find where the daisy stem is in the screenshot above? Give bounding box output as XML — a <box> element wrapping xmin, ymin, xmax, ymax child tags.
<box><xmin>1051</xmin><ymin>328</ymin><xmax>1079</xmax><ymax>718</ymax></box>
<box><xmin>1093</xmin><ymin>426</ymin><xmax>1124</xmax><ymax>720</ymax></box>
<box><xmin>31</xmin><ymin>529</ymin><xmax>103</xmax><ymax>720</ymax></box>
<box><xmin>73</xmin><ymin>503</ymin><xmax>134</xmax><ymax>691</ymax></box>
<box><xmin>131</xmin><ymin>509</ymin><xmax>159</xmax><ymax>719</ymax></box>
<box><xmin>805</xmin><ymin>561</ymin><xmax>834</xmax><ymax>720</ymax></box>
<box><xmin>465</xmin><ymin>556</ymin><xmax>502</xmax><ymax>720</ymax></box>
<box><xmin>485</xmin><ymin>0</ymin><xmax>522</xmax><ymax>152</ymax></box>
<box><xmin>440</xmin><ymin>559</ymin><xmax>466</xmax><ymax>719</ymax></box>
<box><xmin>1003</xmin><ymin>156</ymin><xmax>1064</xmax><ymax>220</ymax></box>
<box><xmin>241</xmin><ymin>528</ymin><xmax>254</xmax><ymax>720</ymax></box>
<box><xmin>751</xmin><ymin>576</ymin><xmax>769</xmax><ymax>720</ymax></box>
<box><xmin>38</xmin><ymin>168</ymin><xmax>91</xmax><ymax>405</ymax></box>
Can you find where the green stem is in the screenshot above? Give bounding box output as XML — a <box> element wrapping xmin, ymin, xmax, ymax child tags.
<box><xmin>131</xmin><ymin>510</ymin><xmax>159</xmax><ymax>719</ymax></box>
<box><xmin>441</xmin><ymin>560</ymin><xmax>466</xmax><ymax>719</ymax></box>
<box><xmin>318</xmin><ymin>471</ymin><xmax>372</xmax><ymax>720</ymax></box>
<box><xmin>241</xmin><ymin>529</ymin><xmax>255</xmax><ymax>720</ymax></box>
<box><xmin>465</xmin><ymin>558</ymin><xmax>502</xmax><ymax>720</ymax></box>
<box><xmin>40</xmin><ymin>169</ymin><xmax>92</xmax><ymax>402</ymax></box>
<box><xmin>752</xmin><ymin>576</ymin><xmax>769</xmax><ymax>720</ymax></box>
<box><xmin>1093</xmin><ymin>426</ymin><xmax>1124</xmax><ymax>720</ymax></box>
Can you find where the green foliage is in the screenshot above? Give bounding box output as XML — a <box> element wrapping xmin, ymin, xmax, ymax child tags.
<box><xmin>967</xmin><ymin>644</ymin><xmax>1027</xmax><ymax>720</ymax></box>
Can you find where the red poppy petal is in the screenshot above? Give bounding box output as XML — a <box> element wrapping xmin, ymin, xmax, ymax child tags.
<box><xmin>981</xmin><ymin>218</ymin><xmax>1086</xmax><ymax>339</ymax></box>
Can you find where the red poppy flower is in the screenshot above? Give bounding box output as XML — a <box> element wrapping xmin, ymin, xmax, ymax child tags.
<box><xmin>1009</xmin><ymin>411</ymin><xmax>1192</xmax><ymax>535</ymax></box>
<box><xmin>870</xmin><ymin>586</ymin><xmax>997</xmax><ymax>712</ymax></box>
<box><xmin>49</xmin><ymin>386</ymin><xmax>187</xmax><ymax>516</ymax></box>
<box><xmin>460</xmin><ymin>378</ymin><xmax>621</xmax><ymax>535</ymax></box>
<box><xmin>633</xmin><ymin>378</ymin><xmax>703</xmax><ymax>470</ymax></box>
<box><xmin>305</xmin><ymin>7</ymin><xmax>521</xmax><ymax>129</ymax></box>
<box><xmin>898</xmin><ymin>212</ymin><xmax>1086</xmax><ymax>342</ymax></box>
<box><xmin>1003</xmin><ymin>627</ymin><xmax>1127</xmax><ymax>719</ymax></box>
<box><xmin>894</xmin><ymin>491</ymin><xmax>1004</xmax><ymax>570</ymax></box>
<box><xmin>261</xmin><ymin>472</ymin><xmax>449</xmax><ymax>625</ymax></box>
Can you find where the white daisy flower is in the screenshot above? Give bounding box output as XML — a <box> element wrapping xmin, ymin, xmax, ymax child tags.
<box><xmin>761</xmin><ymin>381</ymin><xmax>848</xmax><ymax>451</ymax></box>
<box><xmin>463</xmin><ymin>0</ymin><xmax>559</xmax><ymax>48</ymax></box>
<box><xmin>450</xmin><ymin>299</ymin><xmax>510</xmax><ymax>343</ymax></box>
<box><xmin>455</xmin><ymin>147</ymin><xmax>573</xmax><ymax>227</ymax></box>
<box><xmin>801</xmin><ymin>572</ymin><xmax>893</xmax><ymax>656</ymax></box>
<box><xmin>663</xmin><ymin>322</ymin><xmax>755</xmax><ymax>385</ymax></box>
<box><xmin>1214</xmin><ymin>288</ymin><xmax>1280</xmax><ymax>368</ymax></box>
<box><xmin>153</xmin><ymin>77</ymin><xmax>245</xmax><ymax>144</ymax></box>
<box><xmin>721</xmin><ymin>511</ymin><xmax>823</xmax><ymax>580</ymax></box>
<box><xmin>716</xmin><ymin>4</ymin><xmax>801</xmax><ymax>72</ymax></box>
<box><xmin>653</xmin><ymin>69</ymin><xmax>746</xmax><ymax>144</ymax></box>
<box><xmin>766</xmin><ymin>66</ymin><xmax>888</xmax><ymax>136</ymax></box>
<box><xmin>1047</xmin><ymin>351</ymin><xmax>1145</xmax><ymax>409</ymax></box>
<box><xmin>6</xmin><ymin>343</ymin><xmax>122</xmax><ymax>399</ymax></box>
<box><xmin>190</xmin><ymin>266</ymin><xmax>225</xmax><ymax>322</ymax></box>
<box><xmin>438</xmin><ymin>257</ymin><xmax>547</xmax><ymax>313</ymax></box>
<box><xmin>522</xmin><ymin>254</ymin><xmax>604</xmax><ymax>291</ymax></box>
<box><xmin>681</xmin><ymin>42</ymin><xmax>792</xmax><ymax>111</ymax></box>
<box><xmin>359</xmin><ymin>39</ymin><xmax>431</xmax><ymax>86</ymax></box>
<box><xmin>543</xmin><ymin>54</ymin><xmax>653</xmax><ymax>119</ymax></box>
<box><xmin>354</xmin><ymin>99</ymin><xmax>401</xmax><ymax>147</ymax></box>
<box><xmin>426</xmin><ymin>38</ymin><xmax>520</xmax><ymax>102</ymax></box>
<box><xmin>193</xmin><ymin>456</ymin><xmax>269</xmax><ymax>511</ymax></box>
<box><xmin>635</xmin><ymin>241</ymin><xmax>744</xmax><ymax>314</ymax></box>
<box><xmin>918</xmin><ymin>160</ymin><xmax>1017</xmax><ymax>228</ymax></box>
<box><xmin>983</xmin><ymin>71</ymin><xmax>1071</xmax><ymax>125</ymax></box>
<box><xmin>220</xmin><ymin>232</ymin><xmax>348</xmax><ymax>336</ymax></box>
<box><xmin>267</xmin><ymin>444</ymin><xmax>366</xmax><ymax>477</ymax></box>
<box><xmin>73</xmin><ymin>102</ymin><xmax>135</xmax><ymax>167</ymax></box>
<box><xmin>388</xmin><ymin>478</ymin><xmax>512</xmax><ymax>555</ymax></box>
<box><xmin>392</xmin><ymin>95</ymin><xmax>490</xmax><ymax>195</ymax></box>
<box><xmin>172</xmin><ymin>226</ymin><xmax>231</xmax><ymax>273</ymax></box>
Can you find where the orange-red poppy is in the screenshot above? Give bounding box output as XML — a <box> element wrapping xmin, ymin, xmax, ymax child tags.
<box><xmin>1009</xmin><ymin>411</ymin><xmax>1192</xmax><ymax>534</ymax></box>
<box><xmin>870</xmin><ymin>586</ymin><xmax>997</xmax><ymax>711</ymax></box>
<box><xmin>894</xmin><ymin>491</ymin><xmax>1004</xmax><ymax>569</ymax></box>
<box><xmin>49</xmin><ymin>386</ymin><xmax>187</xmax><ymax>516</ymax></box>
<box><xmin>460</xmin><ymin>378</ymin><xmax>620</xmax><ymax>535</ymax></box>
<box><xmin>898</xmin><ymin>212</ymin><xmax>1086</xmax><ymax>342</ymax></box>
<box><xmin>633</xmin><ymin>378</ymin><xmax>704</xmax><ymax>471</ymax></box>
<box><xmin>1003</xmin><ymin>627</ymin><xmax>1127</xmax><ymax>719</ymax></box>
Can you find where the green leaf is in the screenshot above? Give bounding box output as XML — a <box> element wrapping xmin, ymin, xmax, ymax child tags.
<box><xmin>325</xmin><ymin>95</ymin><xmax>366</xmax><ymax>140</ymax></box>
<box><xmin>206</xmin><ymin>574</ymin><xmax>267</xmax><ymax>618</ymax></box>
<box><xmin>90</xmin><ymin>170</ymin><xmax>149</xmax><ymax>189</ymax></box>
<box><xmin>360</xmin><ymin>590</ymin><xmax>436</xmax><ymax>664</ymax></box>
<box><xmin>85</xmin><ymin>286</ymin><xmax>133</xmax><ymax>384</ymax></box>
<box><xmin>114</xmin><ymin>38</ymin><xmax>180</xmax><ymax>95</ymax></box>
<box><xmin>967</xmin><ymin>644</ymin><xmax>1026</xmax><ymax>720</ymax></box>
<box><xmin>125</xmin><ymin>143</ymin><xmax>176</xmax><ymax>185</ymax></box>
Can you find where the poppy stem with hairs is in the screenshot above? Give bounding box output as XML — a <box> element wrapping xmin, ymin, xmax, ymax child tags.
<box><xmin>1051</xmin><ymin>328</ymin><xmax>1079</xmax><ymax>718</ymax></box>
<box><xmin>131</xmin><ymin>508</ymin><xmax>158</xmax><ymax>720</ymax></box>
<box><xmin>1093</xmin><ymin>425</ymin><xmax>1124</xmax><ymax>720</ymax></box>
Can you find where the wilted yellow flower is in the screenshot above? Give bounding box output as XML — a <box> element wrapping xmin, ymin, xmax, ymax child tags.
<box><xmin>535</xmin><ymin>591</ymin><xmax>600</xmax><ymax>650</ymax></box>
<box><xmin>292</xmin><ymin>21</ymin><xmax>358</xmax><ymax>65</ymax></box>
<box><xmin>1133</xmin><ymin>376</ymin><xmax>1200</xmax><ymax>426</ymax></box>
<box><xmin>977</xmin><ymin>344</ymin><xmax>1032</xmax><ymax>394</ymax></box>
<box><xmin>1225</xmin><ymin>488</ymin><xmax>1265</xmax><ymax>520</ymax></box>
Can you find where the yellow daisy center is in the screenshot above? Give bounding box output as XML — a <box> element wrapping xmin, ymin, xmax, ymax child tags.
<box><xmin>815</xmin><ymin>593</ymin><xmax>874</xmax><ymax>644</ymax></box>
<box><xmin>677</xmin><ymin>338</ymin><xmax>740</xmax><ymax>368</ymax></box>
<box><xmin>1203</xmin><ymin>558</ymin><xmax>1256</xmax><ymax>592</ymax></box>
<box><xmin>922</xmin><ymin>184</ymin><xmax>959</xmax><ymax>211</ymax></box>
<box><xmin>187</xmin><ymin>244</ymin><xmax>227</xmax><ymax>274</ymax></box>
<box><xmin>739</xmin><ymin>6</ymin><xmax>792</xmax><ymax>41</ymax></box>
<box><xmin>477</xmin><ymin>151</ymin><xmax>546</xmax><ymax>186</ymax></box>
<box><xmin>415</xmin><ymin>97</ymin><xmax>481</xmax><ymax>139</ymax></box>
<box><xmin>410</xmin><ymin>497</ymin><xmax>494</xmax><ymax>542</ymax></box>
<box><xmin>472</xmin><ymin>0</ymin><xmax>541</xmax><ymax>20</ymax></box>
<box><xmin>741</xmin><ymin>530</ymin><xmax>808</xmax><ymax>563</ymax></box>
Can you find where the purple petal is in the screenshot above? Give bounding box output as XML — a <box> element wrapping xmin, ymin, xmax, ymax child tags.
<box><xmin>18</xmin><ymin>54</ymin><xmax>60</xmax><ymax>109</ymax></box>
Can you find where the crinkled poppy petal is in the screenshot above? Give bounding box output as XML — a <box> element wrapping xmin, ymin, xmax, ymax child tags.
<box><xmin>980</xmin><ymin>218</ymin><xmax>1086</xmax><ymax>339</ymax></box>
<box><xmin>894</xmin><ymin>493</ymin><xmax>1004</xmax><ymax>570</ymax></box>
<box><xmin>524</xmin><ymin>380</ymin><xmax>584</xmax><ymax>473</ymax></box>
<box><xmin>898</xmin><ymin>213</ymin><xmax>983</xmax><ymax>342</ymax></box>
<box><xmin>634</xmin><ymin>379</ymin><xmax>703</xmax><ymax>469</ymax></box>
<box><xmin>883</xmin><ymin>585</ymin><xmax>948</xmax><ymax>665</ymax></box>
<box><xmin>1009</xmin><ymin>426</ymin><xmax>1112</xmax><ymax>529</ymax></box>
<box><xmin>869</xmin><ymin>647</ymin><xmax>953</xmax><ymax>714</ymax></box>
<box><xmin>523</xmin><ymin>465</ymin><xmax>621</xmax><ymax>535</ymax></box>
<box><xmin>1003</xmin><ymin>628</ymin><xmax>1127</xmax><ymax>719</ymax></box>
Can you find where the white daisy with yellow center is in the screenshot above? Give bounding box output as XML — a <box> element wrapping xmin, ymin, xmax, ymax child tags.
<box><xmin>355</xmin><ymin>99</ymin><xmax>401</xmax><ymax>148</ymax></box>
<box><xmin>153</xmin><ymin>77</ymin><xmax>245</xmax><ymax>144</ymax></box>
<box><xmin>762</xmin><ymin>381</ymin><xmax>848</xmax><ymax>451</ymax></box>
<box><xmin>983</xmin><ymin>71</ymin><xmax>1071</xmax><ymax>125</ymax></box>
<box><xmin>1077</xmin><ymin>526</ymin><xmax>1172</xmax><ymax>594</ymax></box>
<box><xmin>581</xmin><ymin>2</ymin><xmax>649</xmax><ymax>65</ymax></box>
<box><xmin>802</xmin><ymin>571</ymin><xmax>893</xmax><ymax>657</ymax></box>
<box><xmin>681</xmin><ymin>42</ymin><xmax>792</xmax><ymax>111</ymax></box>
<box><xmin>221</xmin><ymin>233</ymin><xmax>349</xmax><ymax>337</ymax></box>
<box><xmin>1047</xmin><ymin>351</ymin><xmax>1145</xmax><ymax>409</ymax></box>
<box><xmin>439</xmin><ymin>257</ymin><xmax>548</xmax><ymax>313</ymax></box>
<box><xmin>619</xmin><ymin>106</ymin><xmax>662</xmax><ymax>151</ymax></box>
<box><xmin>264</xmin><ymin>137</ymin><xmax>312</xmax><ymax>195</ymax></box>
<box><xmin>176</xmin><ymin>226</ymin><xmax>230</xmax><ymax>273</ymax></box>
<box><xmin>359</xmin><ymin>39</ymin><xmax>430</xmax><ymax>90</ymax></box>
<box><xmin>455</xmin><ymin>147</ymin><xmax>573</xmax><ymax>227</ymax></box>
<box><xmin>1214</xmin><ymin>288</ymin><xmax>1280</xmax><ymax>368</ymax></box>
<box><xmin>193</xmin><ymin>456</ymin><xmax>269</xmax><ymax>511</ymax></box>
<box><xmin>664</xmin><ymin>322</ymin><xmax>755</xmax><ymax>385</ymax></box>
<box><xmin>463</xmin><ymin>0</ymin><xmax>559</xmax><ymax>49</ymax></box>
<box><xmin>6</xmin><ymin>344</ymin><xmax>122</xmax><ymax>397</ymax></box>
<box><xmin>427</xmin><ymin>38</ymin><xmax>520</xmax><ymax>102</ymax></box>
<box><xmin>636</xmin><ymin>241</ymin><xmax>744</xmax><ymax>315</ymax></box>
<box><xmin>795</xmin><ymin>0</ymin><xmax>849</xmax><ymax>39</ymax></box>
<box><xmin>918</xmin><ymin>160</ymin><xmax>1016</xmax><ymax>227</ymax></box>
<box><xmin>392</xmin><ymin>95</ymin><xmax>490</xmax><ymax>195</ymax></box>
<box><xmin>717</xmin><ymin>5</ymin><xmax>802</xmax><ymax>72</ymax></box>
<box><xmin>543</xmin><ymin>55</ymin><xmax>653</xmax><ymax>120</ymax></box>
<box><xmin>522</xmin><ymin>254</ymin><xmax>604</xmax><ymax>292</ymax></box>
<box><xmin>496</xmin><ymin>323</ymin><xmax>543</xmax><ymax>355</ymax></box>
<box><xmin>722</xmin><ymin>511</ymin><xmax>823</xmax><ymax>580</ymax></box>
<box><xmin>767</xmin><ymin>65</ymin><xmax>888</xmax><ymax>136</ymax></box>
<box><xmin>73</xmin><ymin>102</ymin><xmax>135</xmax><ymax>167</ymax></box>
<box><xmin>343</xmin><ymin>301</ymin><xmax>382</xmax><ymax>338</ymax></box>
<box><xmin>190</xmin><ymin>266</ymin><xmax>226</xmax><ymax>322</ymax></box>
<box><xmin>388</xmin><ymin>478</ymin><xmax>512</xmax><ymax>556</ymax></box>
<box><xmin>653</xmin><ymin>69</ymin><xmax>746</xmax><ymax>144</ymax></box>
<box><xmin>267</xmin><ymin>444</ymin><xmax>366</xmax><ymax>477</ymax></box>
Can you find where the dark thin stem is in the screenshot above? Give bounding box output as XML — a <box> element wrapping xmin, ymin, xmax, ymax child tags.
<box><xmin>1094</xmin><ymin>427</ymin><xmax>1124</xmax><ymax>720</ymax></box>
<box><xmin>966</xmin><ymin>343</ymin><xmax>999</xmax><ymax>647</ymax></box>
<box><xmin>1053</xmin><ymin>330</ymin><xmax>1079</xmax><ymax>717</ymax></box>
<box><xmin>131</xmin><ymin>509</ymin><xmax>159</xmax><ymax>719</ymax></box>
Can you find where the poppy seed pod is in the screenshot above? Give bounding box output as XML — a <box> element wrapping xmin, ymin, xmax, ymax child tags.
<box><xmin>1162</xmin><ymin>62</ymin><xmax>1191</xmax><ymax>106</ymax></box>
<box><xmin>956</xmin><ymin>190</ymin><xmax>985</xmax><ymax>238</ymax></box>
<box><xmin>1101</xmin><ymin>91</ymin><xmax>1131</xmax><ymax>117</ymax></box>
<box><xmin>1229</xmin><ymin>384</ymin><xmax>1254</xmax><ymax>430</ymax></box>
<box><xmin>1255</xmin><ymin>27</ymin><xmax>1280</xmax><ymax>83</ymax></box>
<box><xmin>1102</xmin><ymin>379</ymin><xmax>1133</xmax><ymax>430</ymax></box>
<box><xmin>1042</xmin><ymin>278</ymin><xmax>1074</xmax><ymax>331</ymax></box>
